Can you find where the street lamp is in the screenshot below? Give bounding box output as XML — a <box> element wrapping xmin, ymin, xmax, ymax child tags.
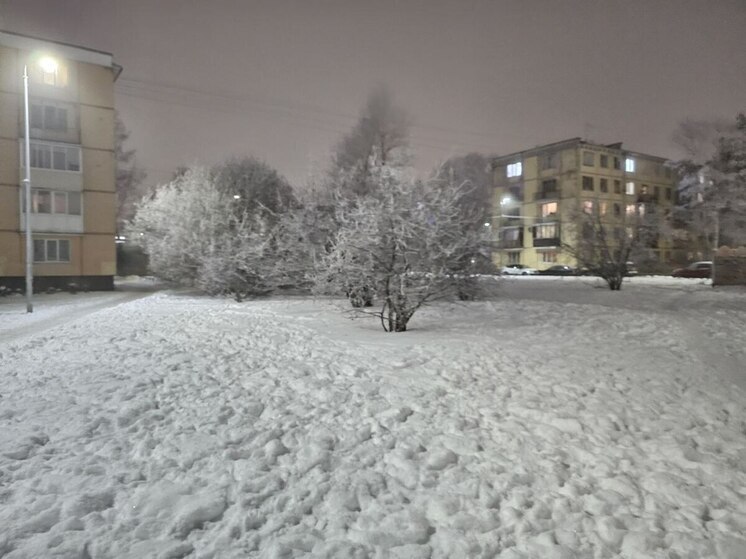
<box><xmin>22</xmin><ymin>55</ymin><xmax>58</xmax><ymax>313</ymax></box>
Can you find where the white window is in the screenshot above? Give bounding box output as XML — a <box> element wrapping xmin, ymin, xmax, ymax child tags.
<box><xmin>33</xmin><ymin>239</ymin><xmax>70</xmax><ymax>262</ymax></box>
<box><xmin>599</xmin><ymin>201</ymin><xmax>608</xmax><ymax>215</ymax></box>
<box><xmin>540</xmin><ymin>202</ymin><xmax>558</xmax><ymax>217</ymax></box>
<box><xmin>625</xmin><ymin>158</ymin><xmax>635</xmax><ymax>173</ymax></box>
<box><xmin>23</xmin><ymin>141</ymin><xmax>81</xmax><ymax>172</ymax></box>
<box><xmin>626</xmin><ymin>204</ymin><xmax>636</xmax><ymax>215</ymax></box>
<box><xmin>506</xmin><ymin>161</ymin><xmax>522</xmax><ymax>178</ymax></box>
<box><xmin>39</xmin><ymin>62</ymin><xmax>69</xmax><ymax>88</ymax></box>
<box><xmin>24</xmin><ymin>189</ymin><xmax>81</xmax><ymax>215</ymax></box>
<box><xmin>540</xmin><ymin>250</ymin><xmax>558</xmax><ymax>263</ymax></box>
<box><xmin>535</xmin><ymin>223</ymin><xmax>558</xmax><ymax>239</ymax></box>
<box><xmin>626</xmin><ymin>181</ymin><xmax>635</xmax><ymax>195</ymax></box>
<box><xmin>582</xmin><ymin>200</ymin><xmax>594</xmax><ymax>214</ymax></box>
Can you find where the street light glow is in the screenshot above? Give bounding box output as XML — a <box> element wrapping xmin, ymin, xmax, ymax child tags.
<box><xmin>501</xmin><ymin>196</ymin><xmax>512</xmax><ymax>206</ymax></box>
<box><xmin>38</xmin><ymin>56</ymin><xmax>58</xmax><ymax>74</ymax></box>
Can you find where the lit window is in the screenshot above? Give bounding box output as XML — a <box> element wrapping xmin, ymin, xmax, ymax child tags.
<box><xmin>600</xmin><ymin>201</ymin><xmax>608</xmax><ymax>215</ymax></box>
<box><xmin>638</xmin><ymin>204</ymin><xmax>646</xmax><ymax>216</ymax></box>
<box><xmin>626</xmin><ymin>181</ymin><xmax>635</xmax><ymax>195</ymax></box>
<box><xmin>582</xmin><ymin>200</ymin><xmax>594</xmax><ymax>214</ymax></box>
<box><xmin>506</xmin><ymin>161</ymin><xmax>522</xmax><ymax>178</ymax></box>
<box><xmin>625</xmin><ymin>158</ymin><xmax>635</xmax><ymax>173</ymax></box>
<box><xmin>33</xmin><ymin>239</ymin><xmax>70</xmax><ymax>262</ymax></box>
<box><xmin>540</xmin><ymin>202</ymin><xmax>558</xmax><ymax>217</ymax></box>
<box><xmin>626</xmin><ymin>204</ymin><xmax>636</xmax><ymax>215</ymax></box>
<box><xmin>583</xmin><ymin>152</ymin><xmax>594</xmax><ymax>166</ymax></box>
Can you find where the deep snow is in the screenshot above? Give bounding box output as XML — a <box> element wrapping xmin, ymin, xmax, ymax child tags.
<box><xmin>0</xmin><ymin>279</ymin><xmax>745</xmax><ymax>558</ymax></box>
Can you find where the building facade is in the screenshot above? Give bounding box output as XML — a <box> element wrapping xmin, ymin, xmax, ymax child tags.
<box><xmin>490</xmin><ymin>138</ymin><xmax>675</xmax><ymax>270</ymax></box>
<box><xmin>0</xmin><ymin>30</ymin><xmax>120</xmax><ymax>291</ymax></box>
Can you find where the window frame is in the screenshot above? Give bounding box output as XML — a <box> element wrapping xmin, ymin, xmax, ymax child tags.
<box><xmin>582</xmin><ymin>176</ymin><xmax>594</xmax><ymax>191</ymax></box>
<box><xmin>625</xmin><ymin>158</ymin><xmax>635</xmax><ymax>173</ymax></box>
<box><xmin>506</xmin><ymin>161</ymin><xmax>522</xmax><ymax>178</ymax></box>
<box><xmin>22</xmin><ymin>140</ymin><xmax>82</xmax><ymax>173</ymax></box>
<box><xmin>33</xmin><ymin>239</ymin><xmax>71</xmax><ymax>263</ymax></box>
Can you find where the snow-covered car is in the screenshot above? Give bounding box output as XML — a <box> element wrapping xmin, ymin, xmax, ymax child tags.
<box><xmin>500</xmin><ymin>264</ymin><xmax>538</xmax><ymax>276</ymax></box>
<box><xmin>672</xmin><ymin>261</ymin><xmax>712</xmax><ymax>278</ymax></box>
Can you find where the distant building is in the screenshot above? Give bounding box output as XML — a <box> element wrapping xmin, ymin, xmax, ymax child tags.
<box><xmin>0</xmin><ymin>30</ymin><xmax>121</xmax><ymax>291</ymax></box>
<box><xmin>490</xmin><ymin>138</ymin><xmax>676</xmax><ymax>270</ymax></box>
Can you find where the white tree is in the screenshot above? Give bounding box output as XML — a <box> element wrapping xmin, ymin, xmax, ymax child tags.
<box><xmin>128</xmin><ymin>167</ymin><xmax>277</xmax><ymax>299</ymax></box>
<box><xmin>315</xmin><ymin>163</ymin><xmax>490</xmax><ymax>332</ymax></box>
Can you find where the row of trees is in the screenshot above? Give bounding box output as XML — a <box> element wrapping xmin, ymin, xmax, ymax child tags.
<box><xmin>127</xmin><ymin>87</ymin><xmax>494</xmax><ymax>331</ymax></box>
<box><xmin>121</xmin><ymin>87</ymin><xmax>744</xmax><ymax>306</ymax></box>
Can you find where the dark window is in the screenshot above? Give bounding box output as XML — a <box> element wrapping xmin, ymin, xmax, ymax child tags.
<box><xmin>613</xmin><ymin>157</ymin><xmax>621</xmax><ymax>170</ymax></box>
<box><xmin>613</xmin><ymin>203</ymin><xmax>621</xmax><ymax>216</ymax></box>
<box><xmin>654</xmin><ymin>186</ymin><xmax>660</xmax><ymax>200</ymax></box>
<box><xmin>33</xmin><ymin>239</ymin><xmax>45</xmax><ymax>262</ymax></box>
<box><xmin>614</xmin><ymin>180</ymin><xmax>621</xmax><ymax>194</ymax></box>
<box><xmin>583</xmin><ymin>152</ymin><xmax>594</xmax><ymax>166</ymax></box>
<box><xmin>665</xmin><ymin>187</ymin><xmax>672</xmax><ymax>201</ymax></box>
<box><xmin>582</xmin><ymin>176</ymin><xmax>594</xmax><ymax>191</ymax></box>
<box><xmin>68</xmin><ymin>192</ymin><xmax>81</xmax><ymax>215</ymax></box>
<box><xmin>540</xmin><ymin>153</ymin><xmax>558</xmax><ymax>170</ymax></box>
<box><xmin>600</xmin><ymin>178</ymin><xmax>608</xmax><ymax>193</ymax></box>
<box><xmin>600</xmin><ymin>155</ymin><xmax>608</xmax><ymax>168</ymax></box>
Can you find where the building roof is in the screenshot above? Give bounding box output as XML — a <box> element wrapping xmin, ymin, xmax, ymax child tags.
<box><xmin>492</xmin><ymin>137</ymin><xmax>669</xmax><ymax>166</ymax></box>
<box><xmin>0</xmin><ymin>29</ymin><xmax>121</xmax><ymax>79</ymax></box>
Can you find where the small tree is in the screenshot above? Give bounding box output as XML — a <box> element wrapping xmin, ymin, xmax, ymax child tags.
<box><xmin>316</xmin><ymin>164</ymin><xmax>490</xmax><ymax>332</ymax></box>
<box><xmin>565</xmin><ymin>204</ymin><xmax>666</xmax><ymax>290</ymax></box>
<box><xmin>115</xmin><ymin>114</ymin><xmax>147</xmax><ymax>232</ymax></box>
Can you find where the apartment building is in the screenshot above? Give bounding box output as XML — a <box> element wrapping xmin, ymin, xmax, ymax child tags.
<box><xmin>490</xmin><ymin>138</ymin><xmax>675</xmax><ymax>270</ymax></box>
<box><xmin>0</xmin><ymin>30</ymin><xmax>121</xmax><ymax>291</ymax></box>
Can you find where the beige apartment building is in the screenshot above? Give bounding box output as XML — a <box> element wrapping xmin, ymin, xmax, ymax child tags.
<box><xmin>491</xmin><ymin>138</ymin><xmax>676</xmax><ymax>270</ymax></box>
<box><xmin>0</xmin><ymin>30</ymin><xmax>120</xmax><ymax>291</ymax></box>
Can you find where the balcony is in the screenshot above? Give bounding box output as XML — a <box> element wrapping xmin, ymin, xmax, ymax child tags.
<box><xmin>637</xmin><ymin>193</ymin><xmax>659</xmax><ymax>204</ymax></box>
<box><xmin>497</xmin><ymin>238</ymin><xmax>523</xmax><ymax>249</ymax></box>
<box><xmin>533</xmin><ymin>237</ymin><xmax>561</xmax><ymax>247</ymax></box>
<box><xmin>534</xmin><ymin>190</ymin><xmax>559</xmax><ymax>201</ymax></box>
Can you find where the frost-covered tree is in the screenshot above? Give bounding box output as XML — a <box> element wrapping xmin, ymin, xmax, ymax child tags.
<box><xmin>435</xmin><ymin>152</ymin><xmax>497</xmax><ymax>230</ymax></box>
<box><xmin>564</xmin><ymin>204</ymin><xmax>668</xmax><ymax>290</ymax></box>
<box><xmin>128</xmin><ymin>165</ymin><xmax>298</xmax><ymax>299</ymax></box>
<box><xmin>674</xmin><ymin>113</ymin><xmax>746</xmax><ymax>254</ymax></box>
<box><xmin>331</xmin><ymin>85</ymin><xmax>411</xmax><ymax>196</ymax></box>
<box><xmin>115</xmin><ymin>114</ymin><xmax>147</xmax><ymax>232</ymax></box>
<box><xmin>315</xmin><ymin>163</ymin><xmax>491</xmax><ymax>332</ymax></box>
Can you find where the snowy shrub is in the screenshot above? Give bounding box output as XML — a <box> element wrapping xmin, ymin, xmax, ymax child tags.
<box><xmin>315</xmin><ymin>163</ymin><xmax>493</xmax><ymax>332</ymax></box>
<box><xmin>128</xmin><ymin>165</ymin><xmax>303</xmax><ymax>299</ymax></box>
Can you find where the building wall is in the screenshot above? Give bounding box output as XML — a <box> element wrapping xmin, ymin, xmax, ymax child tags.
<box><xmin>0</xmin><ymin>37</ymin><xmax>117</xmax><ymax>290</ymax></box>
<box><xmin>492</xmin><ymin>140</ymin><xmax>675</xmax><ymax>270</ymax></box>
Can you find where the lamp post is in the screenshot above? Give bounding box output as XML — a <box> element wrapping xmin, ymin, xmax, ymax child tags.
<box><xmin>22</xmin><ymin>63</ymin><xmax>32</xmax><ymax>313</ymax></box>
<box><xmin>22</xmin><ymin>56</ymin><xmax>58</xmax><ymax>313</ymax></box>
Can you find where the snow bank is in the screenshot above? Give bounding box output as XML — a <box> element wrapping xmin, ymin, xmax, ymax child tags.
<box><xmin>0</xmin><ymin>288</ymin><xmax>744</xmax><ymax>558</ymax></box>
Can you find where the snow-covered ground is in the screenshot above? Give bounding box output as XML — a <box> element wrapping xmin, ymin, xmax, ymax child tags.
<box><xmin>1</xmin><ymin>279</ymin><xmax>745</xmax><ymax>558</ymax></box>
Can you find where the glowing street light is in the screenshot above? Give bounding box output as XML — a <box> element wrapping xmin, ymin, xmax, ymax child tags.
<box><xmin>38</xmin><ymin>56</ymin><xmax>59</xmax><ymax>74</ymax></box>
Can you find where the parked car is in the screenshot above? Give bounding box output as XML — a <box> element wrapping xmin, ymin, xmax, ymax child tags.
<box><xmin>500</xmin><ymin>264</ymin><xmax>538</xmax><ymax>276</ymax></box>
<box><xmin>538</xmin><ymin>265</ymin><xmax>576</xmax><ymax>276</ymax></box>
<box><xmin>672</xmin><ymin>261</ymin><xmax>712</xmax><ymax>278</ymax></box>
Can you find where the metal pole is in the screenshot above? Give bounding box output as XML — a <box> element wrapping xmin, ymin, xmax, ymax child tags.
<box><xmin>22</xmin><ymin>64</ymin><xmax>33</xmax><ymax>313</ymax></box>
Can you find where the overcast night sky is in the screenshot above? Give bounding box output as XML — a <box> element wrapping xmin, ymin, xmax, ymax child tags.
<box><xmin>1</xmin><ymin>0</ymin><xmax>744</xmax><ymax>188</ymax></box>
